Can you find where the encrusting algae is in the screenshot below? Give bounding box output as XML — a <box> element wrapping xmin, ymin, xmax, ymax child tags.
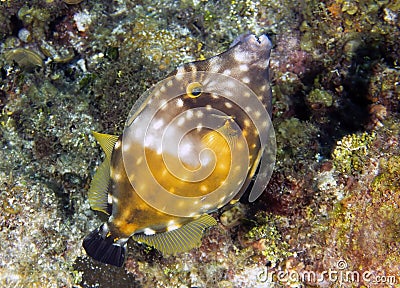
<box><xmin>332</xmin><ymin>131</ymin><xmax>376</xmax><ymax>175</ymax></box>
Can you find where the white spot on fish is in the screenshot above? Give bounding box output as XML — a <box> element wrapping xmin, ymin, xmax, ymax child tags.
<box><xmin>136</xmin><ymin>156</ymin><xmax>143</xmax><ymax>165</ymax></box>
<box><xmin>167</xmin><ymin>224</ymin><xmax>181</xmax><ymax>232</ymax></box>
<box><xmin>153</xmin><ymin>118</ymin><xmax>164</xmax><ymax>130</ymax></box>
<box><xmin>112</xmin><ymin>196</ymin><xmax>118</xmax><ymax>205</ymax></box>
<box><xmin>177</xmin><ymin>117</ymin><xmax>185</xmax><ymax>126</ymax></box>
<box><xmin>223</xmin><ymin>69</ymin><xmax>231</xmax><ymax>75</ymax></box>
<box><xmin>143</xmin><ymin>228</ymin><xmax>156</xmax><ymax>235</ymax></box>
<box><xmin>114</xmin><ymin>140</ymin><xmax>121</xmax><ymax>149</ymax></box>
<box><xmin>123</xmin><ymin>143</ymin><xmax>131</xmax><ymax>152</ymax></box>
<box><xmin>180</xmin><ymin>142</ymin><xmax>193</xmax><ymax>157</ymax></box>
<box><xmin>186</xmin><ymin>110</ymin><xmax>194</xmax><ymax>119</ymax></box>
<box><xmin>218</xmin><ymin>163</ymin><xmax>227</xmax><ymax>170</ymax></box>
<box><xmin>242</xmin><ymin>76</ymin><xmax>250</xmax><ymax>84</ymax></box>
<box><xmin>160</xmin><ymin>99</ymin><xmax>168</xmax><ymax>110</ymax></box>
<box><xmin>144</xmin><ymin>135</ymin><xmax>155</xmax><ymax>147</ymax></box>
<box><xmin>234</xmin><ymin>51</ymin><xmax>247</xmax><ymax>62</ymax></box>
<box><xmin>225</xmin><ymin>102</ymin><xmax>233</xmax><ymax>109</ymax></box>
<box><xmin>223</xmin><ymin>89</ymin><xmax>233</xmax><ymax>97</ymax></box>
<box><xmin>177</xmin><ymin>66</ymin><xmax>185</xmax><ymax>73</ymax></box>
<box><xmin>209</xmin><ymin>63</ymin><xmax>221</xmax><ymax>73</ymax></box>
<box><xmin>196</xmin><ymin>110</ymin><xmax>204</xmax><ymax>118</ymax></box>
<box><xmin>239</xmin><ymin>64</ymin><xmax>249</xmax><ymax>71</ymax></box>
<box><xmin>176</xmin><ymin>98</ymin><xmax>184</xmax><ymax>107</ymax></box>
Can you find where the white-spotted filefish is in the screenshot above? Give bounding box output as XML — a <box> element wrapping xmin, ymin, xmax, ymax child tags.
<box><xmin>83</xmin><ymin>34</ymin><xmax>275</xmax><ymax>267</ymax></box>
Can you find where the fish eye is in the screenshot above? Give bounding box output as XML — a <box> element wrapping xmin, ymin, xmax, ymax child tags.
<box><xmin>186</xmin><ymin>82</ymin><xmax>203</xmax><ymax>98</ymax></box>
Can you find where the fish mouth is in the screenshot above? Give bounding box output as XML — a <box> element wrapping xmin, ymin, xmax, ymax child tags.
<box><xmin>230</xmin><ymin>33</ymin><xmax>272</xmax><ymax>50</ymax></box>
<box><xmin>245</xmin><ymin>34</ymin><xmax>272</xmax><ymax>49</ymax></box>
<box><xmin>253</xmin><ymin>34</ymin><xmax>263</xmax><ymax>44</ymax></box>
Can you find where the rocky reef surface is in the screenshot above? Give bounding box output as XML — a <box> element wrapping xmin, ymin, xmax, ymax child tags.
<box><xmin>0</xmin><ymin>0</ymin><xmax>399</xmax><ymax>287</ymax></box>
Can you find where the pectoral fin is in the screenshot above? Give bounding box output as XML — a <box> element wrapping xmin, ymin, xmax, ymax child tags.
<box><xmin>88</xmin><ymin>132</ymin><xmax>119</xmax><ymax>214</ymax></box>
<box><xmin>88</xmin><ymin>158</ymin><xmax>111</xmax><ymax>214</ymax></box>
<box><xmin>132</xmin><ymin>214</ymin><xmax>217</xmax><ymax>254</ymax></box>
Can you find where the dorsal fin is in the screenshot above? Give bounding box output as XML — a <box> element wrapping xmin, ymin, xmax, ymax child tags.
<box><xmin>92</xmin><ymin>132</ymin><xmax>119</xmax><ymax>159</ymax></box>
<box><xmin>132</xmin><ymin>214</ymin><xmax>217</xmax><ymax>254</ymax></box>
<box><xmin>88</xmin><ymin>132</ymin><xmax>119</xmax><ymax>215</ymax></box>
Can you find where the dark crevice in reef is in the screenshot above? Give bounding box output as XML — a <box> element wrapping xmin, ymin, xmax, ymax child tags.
<box><xmin>288</xmin><ymin>33</ymin><xmax>386</xmax><ymax>158</ymax></box>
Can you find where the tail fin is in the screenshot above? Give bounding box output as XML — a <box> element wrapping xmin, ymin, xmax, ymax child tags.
<box><xmin>82</xmin><ymin>223</ymin><xmax>128</xmax><ymax>267</ymax></box>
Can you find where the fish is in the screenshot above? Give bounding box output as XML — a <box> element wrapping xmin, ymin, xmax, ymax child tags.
<box><xmin>82</xmin><ymin>34</ymin><xmax>275</xmax><ymax>267</ymax></box>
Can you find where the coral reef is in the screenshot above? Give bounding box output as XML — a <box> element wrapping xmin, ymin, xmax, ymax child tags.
<box><xmin>332</xmin><ymin>131</ymin><xmax>376</xmax><ymax>174</ymax></box>
<box><xmin>1</xmin><ymin>0</ymin><xmax>399</xmax><ymax>287</ymax></box>
<box><xmin>321</xmin><ymin>119</ymin><xmax>400</xmax><ymax>286</ymax></box>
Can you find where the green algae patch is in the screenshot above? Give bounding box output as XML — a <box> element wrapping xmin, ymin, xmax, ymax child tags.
<box><xmin>372</xmin><ymin>155</ymin><xmax>400</xmax><ymax>195</ymax></box>
<box><xmin>332</xmin><ymin>132</ymin><xmax>376</xmax><ymax>174</ymax></box>
<box><xmin>307</xmin><ymin>88</ymin><xmax>333</xmax><ymax>108</ymax></box>
<box><xmin>275</xmin><ymin>118</ymin><xmax>319</xmax><ymax>172</ymax></box>
<box><xmin>241</xmin><ymin>212</ymin><xmax>292</xmax><ymax>266</ymax></box>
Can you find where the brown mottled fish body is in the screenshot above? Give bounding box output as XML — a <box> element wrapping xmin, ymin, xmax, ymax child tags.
<box><xmin>83</xmin><ymin>34</ymin><xmax>273</xmax><ymax>267</ymax></box>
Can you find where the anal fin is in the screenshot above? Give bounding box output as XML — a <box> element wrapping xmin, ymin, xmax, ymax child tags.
<box><xmin>132</xmin><ymin>214</ymin><xmax>217</xmax><ymax>255</ymax></box>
